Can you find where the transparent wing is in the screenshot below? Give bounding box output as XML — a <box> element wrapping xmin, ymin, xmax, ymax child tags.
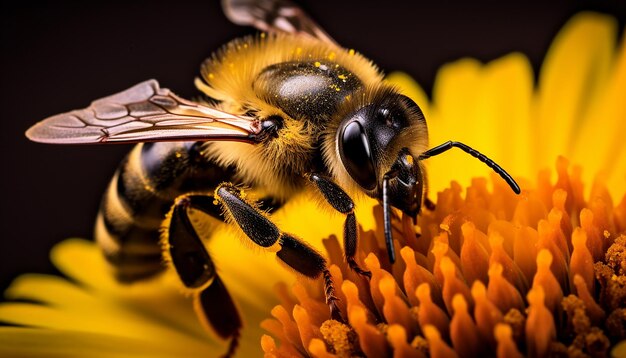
<box><xmin>221</xmin><ymin>0</ymin><xmax>337</xmax><ymax>45</ymax></box>
<box><xmin>26</xmin><ymin>80</ymin><xmax>261</xmax><ymax>145</ymax></box>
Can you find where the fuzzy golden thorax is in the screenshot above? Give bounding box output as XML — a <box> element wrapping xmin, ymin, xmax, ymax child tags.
<box><xmin>195</xmin><ymin>33</ymin><xmax>382</xmax><ymax>105</ymax></box>
<box><xmin>193</xmin><ymin>33</ymin><xmax>388</xmax><ymax>200</ymax></box>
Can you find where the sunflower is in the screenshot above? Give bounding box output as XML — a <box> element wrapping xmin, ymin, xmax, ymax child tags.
<box><xmin>2</xmin><ymin>11</ymin><xmax>625</xmax><ymax>358</ymax></box>
<box><xmin>260</xmin><ymin>12</ymin><xmax>626</xmax><ymax>357</ymax></box>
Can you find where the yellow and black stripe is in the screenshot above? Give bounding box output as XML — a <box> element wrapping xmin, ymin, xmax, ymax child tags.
<box><xmin>95</xmin><ymin>141</ymin><xmax>234</xmax><ymax>282</ymax></box>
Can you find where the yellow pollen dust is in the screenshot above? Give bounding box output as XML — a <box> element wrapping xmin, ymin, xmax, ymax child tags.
<box><xmin>319</xmin><ymin>320</ymin><xmax>356</xmax><ymax>356</ymax></box>
<box><xmin>329</xmin><ymin>84</ymin><xmax>341</xmax><ymax>92</ymax></box>
<box><xmin>314</xmin><ymin>61</ymin><xmax>321</xmax><ymax>67</ymax></box>
<box><xmin>405</xmin><ymin>155</ymin><xmax>413</xmax><ymax>164</ymax></box>
<box><xmin>348</xmin><ymin>49</ymin><xmax>355</xmax><ymax>55</ymax></box>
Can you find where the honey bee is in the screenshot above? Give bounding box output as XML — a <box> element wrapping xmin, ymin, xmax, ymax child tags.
<box><xmin>26</xmin><ymin>0</ymin><xmax>520</xmax><ymax>355</ymax></box>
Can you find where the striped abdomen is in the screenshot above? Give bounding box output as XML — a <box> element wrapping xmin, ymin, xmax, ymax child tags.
<box><xmin>95</xmin><ymin>141</ymin><xmax>233</xmax><ymax>282</ymax></box>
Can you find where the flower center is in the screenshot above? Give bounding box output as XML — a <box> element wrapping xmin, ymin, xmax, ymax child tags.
<box><xmin>261</xmin><ymin>158</ymin><xmax>626</xmax><ymax>357</ymax></box>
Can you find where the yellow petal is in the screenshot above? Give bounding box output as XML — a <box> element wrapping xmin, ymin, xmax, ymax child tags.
<box><xmin>7</xmin><ymin>274</ymin><xmax>199</xmax><ymax>337</ymax></box>
<box><xmin>479</xmin><ymin>53</ymin><xmax>534</xmax><ymax>179</ymax></box>
<box><xmin>429</xmin><ymin>58</ymin><xmax>483</xmax><ymax>193</ymax></box>
<box><xmin>0</xmin><ymin>327</ymin><xmax>188</xmax><ymax>358</ymax></box>
<box><xmin>51</xmin><ymin>238</ymin><xmax>121</xmax><ymax>292</ymax></box>
<box><xmin>572</xmin><ymin>32</ymin><xmax>626</xmax><ymax>198</ymax></box>
<box><xmin>5</xmin><ymin>274</ymin><xmax>96</xmax><ymax>307</ymax></box>
<box><xmin>536</xmin><ymin>12</ymin><xmax>617</xmax><ymax>170</ymax></box>
<box><xmin>8</xmin><ymin>238</ymin><xmax>275</xmax><ymax>357</ymax></box>
<box><xmin>428</xmin><ymin>54</ymin><xmax>533</xmax><ymax>194</ymax></box>
<box><xmin>0</xmin><ymin>303</ymin><xmax>206</xmax><ymax>350</ymax></box>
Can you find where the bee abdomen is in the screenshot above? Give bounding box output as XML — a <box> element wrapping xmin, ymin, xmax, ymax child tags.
<box><xmin>96</xmin><ymin>213</ymin><xmax>164</xmax><ymax>282</ymax></box>
<box><xmin>95</xmin><ymin>142</ymin><xmax>233</xmax><ymax>282</ymax></box>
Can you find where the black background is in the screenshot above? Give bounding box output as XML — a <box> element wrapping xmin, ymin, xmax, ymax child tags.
<box><xmin>1</xmin><ymin>0</ymin><xmax>624</xmax><ymax>293</ymax></box>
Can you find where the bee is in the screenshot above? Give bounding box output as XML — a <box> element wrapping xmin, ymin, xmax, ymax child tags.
<box><xmin>26</xmin><ymin>0</ymin><xmax>520</xmax><ymax>355</ymax></box>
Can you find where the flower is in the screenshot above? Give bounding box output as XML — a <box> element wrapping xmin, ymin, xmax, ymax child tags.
<box><xmin>261</xmin><ymin>159</ymin><xmax>626</xmax><ymax>357</ymax></box>
<box><xmin>0</xmin><ymin>198</ymin><xmax>364</xmax><ymax>357</ymax></box>
<box><xmin>260</xmin><ymin>11</ymin><xmax>626</xmax><ymax>358</ymax></box>
<box><xmin>388</xmin><ymin>12</ymin><xmax>625</xmax><ymax>201</ymax></box>
<box><xmin>2</xmin><ymin>11</ymin><xmax>625</xmax><ymax>358</ymax></box>
<box><xmin>0</xmin><ymin>192</ymin><xmax>377</xmax><ymax>357</ymax></box>
<box><xmin>0</xmin><ymin>238</ymin><xmax>272</xmax><ymax>357</ymax></box>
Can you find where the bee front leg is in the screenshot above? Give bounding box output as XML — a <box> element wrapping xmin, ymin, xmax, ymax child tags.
<box><xmin>424</xmin><ymin>197</ymin><xmax>436</xmax><ymax>211</ymax></box>
<box><xmin>306</xmin><ymin>173</ymin><xmax>372</xmax><ymax>279</ymax></box>
<box><xmin>164</xmin><ymin>194</ymin><xmax>241</xmax><ymax>357</ymax></box>
<box><xmin>214</xmin><ymin>183</ymin><xmax>343</xmax><ymax>322</ymax></box>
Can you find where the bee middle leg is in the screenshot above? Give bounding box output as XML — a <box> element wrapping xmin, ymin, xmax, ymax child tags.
<box><xmin>306</xmin><ymin>173</ymin><xmax>372</xmax><ymax>279</ymax></box>
<box><xmin>214</xmin><ymin>183</ymin><xmax>343</xmax><ymax>322</ymax></box>
<box><xmin>165</xmin><ymin>194</ymin><xmax>241</xmax><ymax>357</ymax></box>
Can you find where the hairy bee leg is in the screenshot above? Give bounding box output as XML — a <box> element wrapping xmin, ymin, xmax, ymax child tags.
<box><xmin>215</xmin><ymin>183</ymin><xmax>344</xmax><ymax>322</ymax></box>
<box><xmin>168</xmin><ymin>195</ymin><xmax>217</xmax><ymax>288</ymax></box>
<box><xmin>307</xmin><ymin>173</ymin><xmax>372</xmax><ymax>279</ymax></box>
<box><xmin>166</xmin><ymin>195</ymin><xmax>242</xmax><ymax>355</ymax></box>
<box><xmin>382</xmin><ymin>175</ymin><xmax>396</xmax><ymax>263</ymax></box>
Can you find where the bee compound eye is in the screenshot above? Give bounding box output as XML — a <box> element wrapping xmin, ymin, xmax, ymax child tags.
<box><xmin>339</xmin><ymin>121</ymin><xmax>377</xmax><ymax>190</ymax></box>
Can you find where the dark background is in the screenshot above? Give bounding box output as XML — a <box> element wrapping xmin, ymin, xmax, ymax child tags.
<box><xmin>1</xmin><ymin>0</ymin><xmax>624</xmax><ymax>293</ymax></box>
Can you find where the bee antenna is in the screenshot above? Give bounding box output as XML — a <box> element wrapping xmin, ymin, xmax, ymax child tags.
<box><xmin>382</xmin><ymin>173</ymin><xmax>396</xmax><ymax>263</ymax></box>
<box><xmin>418</xmin><ymin>141</ymin><xmax>521</xmax><ymax>194</ymax></box>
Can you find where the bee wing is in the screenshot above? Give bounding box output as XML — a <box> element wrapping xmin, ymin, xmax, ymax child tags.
<box><xmin>222</xmin><ymin>0</ymin><xmax>337</xmax><ymax>45</ymax></box>
<box><xmin>26</xmin><ymin>80</ymin><xmax>262</xmax><ymax>145</ymax></box>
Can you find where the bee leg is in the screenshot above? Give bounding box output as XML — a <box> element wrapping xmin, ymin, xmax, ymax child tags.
<box><xmin>196</xmin><ymin>275</ymin><xmax>241</xmax><ymax>358</ymax></box>
<box><xmin>166</xmin><ymin>195</ymin><xmax>241</xmax><ymax>357</ymax></box>
<box><xmin>424</xmin><ymin>197</ymin><xmax>436</xmax><ymax>211</ymax></box>
<box><xmin>306</xmin><ymin>173</ymin><xmax>372</xmax><ymax>279</ymax></box>
<box><xmin>215</xmin><ymin>183</ymin><xmax>344</xmax><ymax>322</ymax></box>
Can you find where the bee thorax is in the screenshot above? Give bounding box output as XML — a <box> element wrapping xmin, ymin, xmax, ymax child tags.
<box><xmin>254</xmin><ymin>60</ymin><xmax>362</xmax><ymax>122</ymax></box>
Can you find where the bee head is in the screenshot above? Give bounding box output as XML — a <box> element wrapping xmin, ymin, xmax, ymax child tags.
<box><xmin>334</xmin><ymin>87</ymin><xmax>428</xmax><ymax>220</ymax></box>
